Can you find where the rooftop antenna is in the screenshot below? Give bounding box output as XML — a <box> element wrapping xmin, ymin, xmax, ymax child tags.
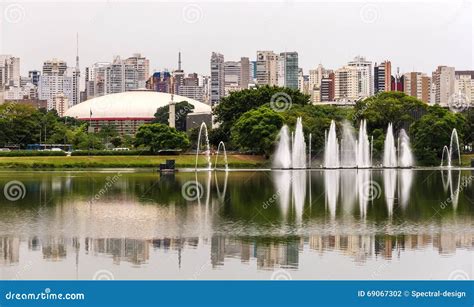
<box><xmin>178</xmin><ymin>51</ymin><xmax>182</xmax><ymax>71</ymax></box>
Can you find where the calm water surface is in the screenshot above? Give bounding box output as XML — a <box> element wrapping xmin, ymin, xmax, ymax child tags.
<box><xmin>0</xmin><ymin>169</ymin><xmax>472</xmax><ymax>280</ymax></box>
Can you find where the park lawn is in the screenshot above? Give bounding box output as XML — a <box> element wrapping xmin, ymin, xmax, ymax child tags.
<box><xmin>0</xmin><ymin>155</ymin><xmax>268</xmax><ymax>169</ymax></box>
<box><xmin>461</xmin><ymin>154</ymin><xmax>473</xmax><ymax>167</ymax></box>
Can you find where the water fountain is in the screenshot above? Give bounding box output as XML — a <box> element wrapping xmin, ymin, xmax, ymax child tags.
<box><xmin>441</xmin><ymin>128</ymin><xmax>461</xmax><ymax>167</ymax></box>
<box><xmin>383</xmin><ymin>123</ymin><xmax>397</xmax><ymax>168</ymax></box>
<box><xmin>357</xmin><ymin>120</ymin><xmax>371</xmax><ymax>168</ymax></box>
<box><xmin>324</xmin><ymin>120</ymin><xmax>340</xmax><ymax>168</ymax></box>
<box><xmin>340</xmin><ymin>121</ymin><xmax>357</xmax><ymax>168</ymax></box>
<box><xmin>292</xmin><ymin>117</ymin><xmax>307</xmax><ymax>169</ymax></box>
<box><xmin>273</xmin><ymin>125</ymin><xmax>292</xmax><ymax>169</ymax></box>
<box><xmin>215</xmin><ymin>141</ymin><xmax>229</xmax><ymax>171</ymax></box>
<box><xmin>273</xmin><ymin>117</ymin><xmax>306</xmax><ymax>169</ymax></box>
<box><xmin>398</xmin><ymin>129</ymin><xmax>414</xmax><ymax>168</ymax></box>
<box><xmin>195</xmin><ymin>122</ymin><xmax>212</xmax><ymax>170</ymax></box>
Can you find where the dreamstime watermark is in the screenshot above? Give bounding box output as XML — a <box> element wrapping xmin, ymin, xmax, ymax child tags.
<box><xmin>90</xmin><ymin>173</ymin><xmax>122</xmax><ymax>203</ymax></box>
<box><xmin>181</xmin><ymin>180</ymin><xmax>204</xmax><ymax>201</ymax></box>
<box><xmin>0</xmin><ymin>101</ymin><xmax>18</xmax><ymax>119</ymax></box>
<box><xmin>271</xmin><ymin>269</ymin><xmax>292</xmax><ymax>280</ymax></box>
<box><xmin>92</xmin><ymin>269</ymin><xmax>115</xmax><ymax>280</ymax></box>
<box><xmin>448</xmin><ymin>269</ymin><xmax>470</xmax><ymax>280</ymax></box>
<box><xmin>270</xmin><ymin>92</ymin><xmax>292</xmax><ymax>112</ymax></box>
<box><xmin>360</xmin><ymin>180</ymin><xmax>382</xmax><ymax>201</ymax></box>
<box><xmin>448</xmin><ymin>92</ymin><xmax>471</xmax><ymax>113</ymax></box>
<box><xmin>440</xmin><ymin>175</ymin><xmax>473</xmax><ymax>210</ymax></box>
<box><xmin>3</xmin><ymin>180</ymin><xmax>26</xmax><ymax>201</ymax></box>
<box><xmin>182</xmin><ymin>3</ymin><xmax>203</xmax><ymax>24</ymax></box>
<box><xmin>359</xmin><ymin>4</ymin><xmax>379</xmax><ymax>24</ymax></box>
<box><xmin>4</xmin><ymin>3</ymin><xmax>25</xmax><ymax>24</ymax></box>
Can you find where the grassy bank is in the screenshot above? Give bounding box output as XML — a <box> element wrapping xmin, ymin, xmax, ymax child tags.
<box><xmin>0</xmin><ymin>155</ymin><xmax>268</xmax><ymax>169</ymax></box>
<box><xmin>461</xmin><ymin>154</ymin><xmax>474</xmax><ymax>167</ymax></box>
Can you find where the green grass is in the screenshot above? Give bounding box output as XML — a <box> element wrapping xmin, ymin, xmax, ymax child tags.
<box><xmin>0</xmin><ymin>155</ymin><xmax>268</xmax><ymax>169</ymax></box>
<box><xmin>461</xmin><ymin>154</ymin><xmax>474</xmax><ymax>167</ymax></box>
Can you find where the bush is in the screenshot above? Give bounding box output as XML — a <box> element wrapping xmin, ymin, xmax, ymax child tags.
<box><xmin>0</xmin><ymin>150</ymin><xmax>67</xmax><ymax>157</ymax></box>
<box><xmin>70</xmin><ymin>150</ymin><xmax>152</xmax><ymax>156</ymax></box>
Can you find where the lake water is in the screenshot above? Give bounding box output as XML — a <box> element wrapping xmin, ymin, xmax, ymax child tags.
<box><xmin>0</xmin><ymin>169</ymin><xmax>472</xmax><ymax>280</ymax></box>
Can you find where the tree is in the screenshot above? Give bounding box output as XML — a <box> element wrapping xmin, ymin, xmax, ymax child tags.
<box><xmin>153</xmin><ymin>101</ymin><xmax>194</xmax><ymax>131</ymax></box>
<box><xmin>230</xmin><ymin>106</ymin><xmax>284</xmax><ymax>156</ymax></box>
<box><xmin>410</xmin><ymin>105</ymin><xmax>466</xmax><ymax>165</ymax></box>
<box><xmin>135</xmin><ymin>123</ymin><xmax>190</xmax><ymax>153</ymax></box>
<box><xmin>214</xmin><ymin>86</ymin><xmax>310</xmax><ymax>142</ymax></box>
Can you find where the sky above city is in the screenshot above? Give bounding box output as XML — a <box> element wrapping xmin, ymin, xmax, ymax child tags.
<box><xmin>1</xmin><ymin>0</ymin><xmax>472</xmax><ymax>76</ymax></box>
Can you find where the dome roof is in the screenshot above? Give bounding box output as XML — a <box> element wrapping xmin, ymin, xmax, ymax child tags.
<box><xmin>65</xmin><ymin>91</ymin><xmax>211</xmax><ymax>120</ymax></box>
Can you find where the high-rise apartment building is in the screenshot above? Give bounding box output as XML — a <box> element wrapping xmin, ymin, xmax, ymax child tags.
<box><xmin>28</xmin><ymin>70</ymin><xmax>41</xmax><ymax>87</ymax></box>
<box><xmin>0</xmin><ymin>55</ymin><xmax>20</xmax><ymax>88</ymax></box>
<box><xmin>432</xmin><ymin>65</ymin><xmax>455</xmax><ymax>106</ymax></box>
<box><xmin>224</xmin><ymin>60</ymin><xmax>241</xmax><ymax>95</ymax></box>
<box><xmin>278</xmin><ymin>52</ymin><xmax>299</xmax><ymax>89</ymax></box>
<box><xmin>403</xmin><ymin>72</ymin><xmax>431</xmax><ymax>103</ymax></box>
<box><xmin>54</xmin><ymin>93</ymin><xmax>69</xmax><ymax>117</ymax></box>
<box><xmin>86</xmin><ymin>54</ymin><xmax>149</xmax><ymax>99</ymax></box>
<box><xmin>240</xmin><ymin>57</ymin><xmax>250</xmax><ymax>90</ymax></box>
<box><xmin>334</xmin><ymin>66</ymin><xmax>359</xmax><ymax>101</ymax></box>
<box><xmin>374</xmin><ymin>61</ymin><xmax>391</xmax><ymax>93</ymax></box>
<box><xmin>256</xmin><ymin>51</ymin><xmax>279</xmax><ymax>86</ymax></box>
<box><xmin>454</xmin><ymin>71</ymin><xmax>474</xmax><ymax>106</ymax></box>
<box><xmin>320</xmin><ymin>72</ymin><xmax>335</xmax><ymax>102</ymax></box>
<box><xmin>347</xmin><ymin>56</ymin><xmax>373</xmax><ymax>98</ymax></box>
<box><xmin>38</xmin><ymin>59</ymin><xmax>74</xmax><ymax>110</ymax></box>
<box><xmin>124</xmin><ymin>53</ymin><xmax>150</xmax><ymax>89</ymax></box>
<box><xmin>210</xmin><ymin>52</ymin><xmax>225</xmax><ymax>105</ymax></box>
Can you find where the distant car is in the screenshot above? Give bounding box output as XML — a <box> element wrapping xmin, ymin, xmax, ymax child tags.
<box><xmin>0</xmin><ymin>148</ymin><xmax>11</xmax><ymax>152</ymax></box>
<box><xmin>51</xmin><ymin>148</ymin><xmax>64</xmax><ymax>152</ymax></box>
<box><xmin>113</xmin><ymin>148</ymin><xmax>130</xmax><ymax>151</ymax></box>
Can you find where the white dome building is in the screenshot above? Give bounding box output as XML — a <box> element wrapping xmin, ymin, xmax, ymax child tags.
<box><xmin>65</xmin><ymin>91</ymin><xmax>212</xmax><ymax>135</ymax></box>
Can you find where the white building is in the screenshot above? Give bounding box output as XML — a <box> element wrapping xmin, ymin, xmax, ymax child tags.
<box><xmin>210</xmin><ymin>52</ymin><xmax>225</xmax><ymax>105</ymax></box>
<box><xmin>454</xmin><ymin>71</ymin><xmax>474</xmax><ymax>105</ymax></box>
<box><xmin>38</xmin><ymin>59</ymin><xmax>74</xmax><ymax>110</ymax></box>
<box><xmin>347</xmin><ymin>56</ymin><xmax>373</xmax><ymax>98</ymax></box>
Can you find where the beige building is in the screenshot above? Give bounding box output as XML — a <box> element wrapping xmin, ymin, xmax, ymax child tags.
<box><xmin>334</xmin><ymin>66</ymin><xmax>359</xmax><ymax>101</ymax></box>
<box><xmin>54</xmin><ymin>93</ymin><xmax>69</xmax><ymax>117</ymax></box>
<box><xmin>403</xmin><ymin>72</ymin><xmax>431</xmax><ymax>103</ymax></box>
<box><xmin>454</xmin><ymin>71</ymin><xmax>474</xmax><ymax>105</ymax></box>
<box><xmin>256</xmin><ymin>51</ymin><xmax>279</xmax><ymax>86</ymax></box>
<box><xmin>432</xmin><ymin>65</ymin><xmax>455</xmax><ymax>106</ymax></box>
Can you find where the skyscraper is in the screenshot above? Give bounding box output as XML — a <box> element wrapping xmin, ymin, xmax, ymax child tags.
<box><xmin>374</xmin><ymin>61</ymin><xmax>391</xmax><ymax>93</ymax></box>
<box><xmin>224</xmin><ymin>60</ymin><xmax>241</xmax><ymax>95</ymax></box>
<box><xmin>124</xmin><ymin>53</ymin><xmax>150</xmax><ymax>89</ymax></box>
<box><xmin>256</xmin><ymin>51</ymin><xmax>279</xmax><ymax>86</ymax></box>
<box><xmin>38</xmin><ymin>59</ymin><xmax>73</xmax><ymax>110</ymax></box>
<box><xmin>0</xmin><ymin>55</ymin><xmax>20</xmax><ymax>88</ymax></box>
<box><xmin>403</xmin><ymin>72</ymin><xmax>431</xmax><ymax>103</ymax></box>
<box><xmin>334</xmin><ymin>66</ymin><xmax>359</xmax><ymax>101</ymax></box>
<box><xmin>210</xmin><ymin>52</ymin><xmax>225</xmax><ymax>105</ymax></box>
<box><xmin>347</xmin><ymin>56</ymin><xmax>373</xmax><ymax>98</ymax></box>
<box><xmin>239</xmin><ymin>57</ymin><xmax>250</xmax><ymax>90</ymax></box>
<box><xmin>278</xmin><ymin>52</ymin><xmax>299</xmax><ymax>89</ymax></box>
<box><xmin>432</xmin><ymin>65</ymin><xmax>455</xmax><ymax>106</ymax></box>
<box><xmin>454</xmin><ymin>70</ymin><xmax>474</xmax><ymax>106</ymax></box>
<box><xmin>320</xmin><ymin>72</ymin><xmax>336</xmax><ymax>102</ymax></box>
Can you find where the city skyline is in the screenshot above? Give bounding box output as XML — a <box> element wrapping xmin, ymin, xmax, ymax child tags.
<box><xmin>1</xmin><ymin>1</ymin><xmax>472</xmax><ymax>76</ymax></box>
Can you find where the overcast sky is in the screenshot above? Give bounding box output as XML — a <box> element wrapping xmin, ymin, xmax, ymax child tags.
<box><xmin>1</xmin><ymin>0</ymin><xmax>472</xmax><ymax>76</ymax></box>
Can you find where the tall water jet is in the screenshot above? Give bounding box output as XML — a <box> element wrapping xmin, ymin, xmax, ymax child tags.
<box><xmin>308</xmin><ymin>133</ymin><xmax>312</xmax><ymax>168</ymax></box>
<box><xmin>341</xmin><ymin>121</ymin><xmax>357</xmax><ymax>168</ymax></box>
<box><xmin>449</xmin><ymin>128</ymin><xmax>461</xmax><ymax>166</ymax></box>
<box><xmin>292</xmin><ymin>117</ymin><xmax>306</xmax><ymax>169</ymax></box>
<box><xmin>195</xmin><ymin>122</ymin><xmax>212</xmax><ymax>170</ymax></box>
<box><xmin>357</xmin><ymin>120</ymin><xmax>371</xmax><ymax>168</ymax></box>
<box><xmin>215</xmin><ymin>141</ymin><xmax>229</xmax><ymax>170</ymax></box>
<box><xmin>398</xmin><ymin>129</ymin><xmax>414</xmax><ymax>168</ymax></box>
<box><xmin>273</xmin><ymin>125</ymin><xmax>292</xmax><ymax>169</ymax></box>
<box><xmin>383</xmin><ymin>123</ymin><xmax>397</xmax><ymax>168</ymax></box>
<box><xmin>324</xmin><ymin>120</ymin><xmax>340</xmax><ymax>168</ymax></box>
